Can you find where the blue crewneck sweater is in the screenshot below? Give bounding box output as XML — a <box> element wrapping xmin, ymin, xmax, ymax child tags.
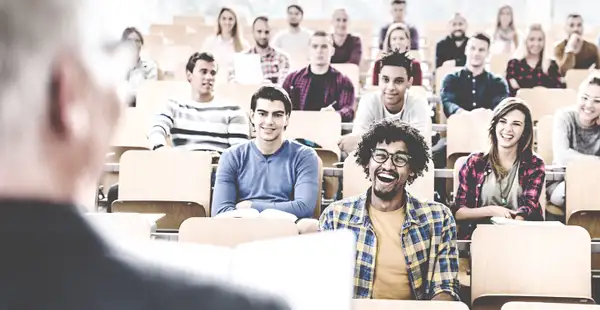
<box><xmin>211</xmin><ymin>139</ymin><xmax>319</xmax><ymax>218</ymax></box>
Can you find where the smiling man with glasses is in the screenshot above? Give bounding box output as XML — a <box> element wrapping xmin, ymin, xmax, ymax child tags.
<box><xmin>319</xmin><ymin>119</ymin><xmax>460</xmax><ymax>301</ymax></box>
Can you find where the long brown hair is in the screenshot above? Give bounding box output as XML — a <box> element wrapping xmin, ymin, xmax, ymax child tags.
<box><xmin>382</xmin><ymin>22</ymin><xmax>411</xmax><ymax>52</ymax></box>
<box><xmin>495</xmin><ymin>5</ymin><xmax>519</xmax><ymax>48</ymax></box>
<box><xmin>216</xmin><ymin>7</ymin><xmax>244</xmax><ymax>52</ymax></box>
<box><xmin>488</xmin><ymin>97</ymin><xmax>534</xmax><ymax>178</ymax></box>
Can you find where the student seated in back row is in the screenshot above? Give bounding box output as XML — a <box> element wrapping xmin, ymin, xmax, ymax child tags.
<box><xmin>107</xmin><ymin>52</ymin><xmax>249</xmax><ymax>209</ymax></box>
<box><xmin>211</xmin><ymin>85</ymin><xmax>320</xmax><ymax>219</ymax></box>
<box><xmin>338</xmin><ymin>51</ymin><xmax>430</xmax><ymax>153</ymax></box>
<box><xmin>547</xmin><ymin>73</ymin><xmax>600</xmax><ymax>209</ymax></box>
<box><xmin>320</xmin><ymin>119</ymin><xmax>459</xmax><ymax>301</ymax></box>
<box><xmin>282</xmin><ymin>31</ymin><xmax>355</xmax><ymax>122</ymax></box>
<box><xmin>453</xmin><ymin>98</ymin><xmax>545</xmax><ymax>239</ymax></box>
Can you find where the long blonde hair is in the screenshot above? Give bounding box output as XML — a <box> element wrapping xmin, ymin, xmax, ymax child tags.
<box><xmin>382</xmin><ymin>22</ymin><xmax>412</xmax><ymax>52</ymax></box>
<box><xmin>512</xmin><ymin>24</ymin><xmax>551</xmax><ymax>73</ymax></box>
<box><xmin>216</xmin><ymin>7</ymin><xmax>244</xmax><ymax>52</ymax></box>
<box><xmin>495</xmin><ymin>5</ymin><xmax>519</xmax><ymax>48</ymax></box>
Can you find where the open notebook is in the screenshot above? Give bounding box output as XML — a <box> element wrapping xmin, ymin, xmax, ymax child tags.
<box><xmin>122</xmin><ymin>230</ymin><xmax>356</xmax><ymax>310</ymax></box>
<box><xmin>215</xmin><ymin>208</ymin><xmax>299</xmax><ymax>222</ymax></box>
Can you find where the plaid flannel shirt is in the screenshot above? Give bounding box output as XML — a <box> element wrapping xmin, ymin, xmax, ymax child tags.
<box><xmin>319</xmin><ymin>190</ymin><xmax>460</xmax><ymax>300</ymax></box>
<box><xmin>452</xmin><ymin>151</ymin><xmax>546</xmax><ymax>239</ymax></box>
<box><xmin>228</xmin><ymin>46</ymin><xmax>290</xmax><ymax>84</ymax></box>
<box><xmin>282</xmin><ymin>66</ymin><xmax>355</xmax><ymax>122</ymax></box>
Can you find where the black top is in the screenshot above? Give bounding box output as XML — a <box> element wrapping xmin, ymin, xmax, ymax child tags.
<box><xmin>440</xmin><ymin>68</ymin><xmax>509</xmax><ymax>117</ymax></box>
<box><xmin>0</xmin><ymin>199</ymin><xmax>289</xmax><ymax>310</ymax></box>
<box><xmin>435</xmin><ymin>36</ymin><xmax>468</xmax><ymax>68</ymax></box>
<box><xmin>304</xmin><ymin>69</ymin><xmax>328</xmax><ymax>111</ymax></box>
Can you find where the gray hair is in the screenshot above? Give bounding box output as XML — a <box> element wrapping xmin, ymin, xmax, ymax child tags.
<box><xmin>0</xmin><ymin>0</ymin><xmax>135</xmax><ymax>155</ymax></box>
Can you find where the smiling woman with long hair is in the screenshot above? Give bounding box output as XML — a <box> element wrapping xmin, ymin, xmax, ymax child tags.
<box><xmin>505</xmin><ymin>24</ymin><xmax>565</xmax><ymax>96</ymax></box>
<box><xmin>453</xmin><ymin>98</ymin><xmax>546</xmax><ymax>239</ymax></box>
<box><xmin>489</xmin><ymin>5</ymin><xmax>520</xmax><ymax>55</ymax></box>
<box><xmin>201</xmin><ymin>7</ymin><xmax>249</xmax><ymax>69</ymax></box>
<box><xmin>372</xmin><ymin>23</ymin><xmax>422</xmax><ymax>86</ymax></box>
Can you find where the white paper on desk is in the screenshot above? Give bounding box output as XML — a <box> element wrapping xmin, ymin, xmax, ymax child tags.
<box><xmin>231</xmin><ymin>230</ymin><xmax>356</xmax><ymax>310</ymax></box>
<box><xmin>490</xmin><ymin>217</ymin><xmax>564</xmax><ymax>226</ymax></box>
<box><xmin>233</xmin><ymin>53</ymin><xmax>264</xmax><ymax>84</ymax></box>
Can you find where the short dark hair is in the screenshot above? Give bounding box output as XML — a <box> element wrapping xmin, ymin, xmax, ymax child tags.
<box><xmin>250</xmin><ymin>85</ymin><xmax>293</xmax><ymax>115</ymax></box>
<box><xmin>391</xmin><ymin>0</ymin><xmax>406</xmax><ymax>5</ymax></box>
<box><xmin>469</xmin><ymin>32</ymin><xmax>491</xmax><ymax>47</ymax></box>
<box><xmin>355</xmin><ymin>119</ymin><xmax>431</xmax><ymax>185</ymax></box>
<box><xmin>287</xmin><ymin>4</ymin><xmax>304</xmax><ymax>15</ymax></box>
<box><xmin>253</xmin><ymin>16</ymin><xmax>269</xmax><ymax>28</ymax></box>
<box><xmin>186</xmin><ymin>52</ymin><xmax>216</xmax><ymax>74</ymax></box>
<box><xmin>121</xmin><ymin>27</ymin><xmax>144</xmax><ymax>45</ymax></box>
<box><xmin>377</xmin><ymin>51</ymin><xmax>414</xmax><ymax>78</ymax></box>
<box><xmin>567</xmin><ymin>13</ymin><xmax>582</xmax><ymax>20</ymax></box>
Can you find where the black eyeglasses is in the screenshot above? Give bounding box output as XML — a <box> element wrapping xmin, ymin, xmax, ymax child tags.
<box><xmin>371</xmin><ymin>149</ymin><xmax>411</xmax><ymax>167</ymax></box>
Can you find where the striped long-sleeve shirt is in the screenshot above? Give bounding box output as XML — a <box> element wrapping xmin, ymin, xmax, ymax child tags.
<box><xmin>148</xmin><ymin>98</ymin><xmax>250</xmax><ymax>152</ymax></box>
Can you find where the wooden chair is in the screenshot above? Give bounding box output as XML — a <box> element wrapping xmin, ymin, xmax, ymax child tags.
<box><xmin>214</xmin><ymin>83</ymin><xmax>261</xmax><ymax>114</ymax></box>
<box><xmin>286</xmin><ymin>111</ymin><xmax>342</xmax><ymax>200</ymax></box>
<box><xmin>172</xmin><ymin>15</ymin><xmax>205</xmax><ymax>28</ymax></box>
<box><xmin>136</xmin><ymin>80</ymin><xmax>191</xmax><ymax>113</ymax></box>
<box><xmin>286</xmin><ymin>111</ymin><xmax>342</xmax><ymax>159</ymax></box>
<box><xmin>502</xmin><ymin>302</ymin><xmax>600</xmax><ymax>310</ymax></box>
<box><xmin>144</xmin><ymin>45</ymin><xmax>194</xmax><ymax>81</ymax></box>
<box><xmin>489</xmin><ymin>53</ymin><xmax>511</xmax><ymax>76</ymax></box>
<box><xmin>446</xmin><ymin>109</ymin><xmax>492</xmax><ymax>167</ymax></box>
<box><xmin>566</xmin><ymin>69</ymin><xmax>594</xmax><ymax>90</ymax></box>
<box><xmin>566</xmin><ymin>157</ymin><xmax>600</xmax><ymax>237</ymax></box>
<box><xmin>178</xmin><ymin>218</ymin><xmax>299</xmax><ymax>246</ymax></box>
<box><xmin>85</xmin><ymin>213</ymin><xmax>152</xmax><ymax>241</ymax></box>
<box><xmin>535</xmin><ymin>115</ymin><xmax>554</xmax><ymax>164</ymax></box>
<box><xmin>112</xmin><ymin>150</ymin><xmax>212</xmax><ymax>230</ymax></box>
<box><xmin>149</xmin><ymin>24</ymin><xmax>189</xmax><ymax>38</ymax></box>
<box><xmin>471</xmin><ymin>225</ymin><xmax>593</xmax><ymax>310</ymax></box>
<box><xmin>109</xmin><ymin>107</ymin><xmax>151</xmax><ymax>160</ymax></box>
<box><xmin>353</xmin><ymin>299</ymin><xmax>469</xmax><ymax>310</ymax></box>
<box><xmin>331</xmin><ymin>63</ymin><xmax>360</xmax><ymax>92</ymax></box>
<box><xmin>516</xmin><ymin>88</ymin><xmax>577</xmax><ymax>122</ymax></box>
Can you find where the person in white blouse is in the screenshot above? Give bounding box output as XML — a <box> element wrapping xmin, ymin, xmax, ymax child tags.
<box><xmin>489</xmin><ymin>5</ymin><xmax>521</xmax><ymax>55</ymax></box>
<box><xmin>121</xmin><ymin>27</ymin><xmax>157</xmax><ymax>106</ymax></box>
<box><xmin>201</xmin><ymin>7</ymin><xmax>249</xmax><ymax>71</ymax></box>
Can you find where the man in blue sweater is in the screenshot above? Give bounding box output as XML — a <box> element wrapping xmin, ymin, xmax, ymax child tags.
<box><xmin>211</xmin><ymin>85</ymin><xmax>320</xmax><ymax>219</ymax></box>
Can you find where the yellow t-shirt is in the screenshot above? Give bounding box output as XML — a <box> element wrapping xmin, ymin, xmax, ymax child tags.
<box><xmin>369</xmin><ymin>206</ymin><xmax>413</xmax><ymax>300</ymax></box>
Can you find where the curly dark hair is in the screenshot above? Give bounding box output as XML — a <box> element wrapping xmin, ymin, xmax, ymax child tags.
<box><xmin>355</xmin><ymin>119</ymin><xmax>431</xmax><ymax>185</ymax></box>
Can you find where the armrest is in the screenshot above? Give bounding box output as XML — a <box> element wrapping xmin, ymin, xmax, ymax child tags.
<box><xmin>332</xmin><ymin>162</ymin><xmax>344</xmax><ymax>168</ymax></box>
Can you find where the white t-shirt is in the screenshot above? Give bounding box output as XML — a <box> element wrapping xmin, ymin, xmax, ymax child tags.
<box><xmin>271</xmin><ymin>27</ymin><xmax>313</xmax><ymax>55</ymax></box>
<box><xmin>352</xmin><ymin>89</ymin><xmax>432</xmax><ymax>140</ymax></box>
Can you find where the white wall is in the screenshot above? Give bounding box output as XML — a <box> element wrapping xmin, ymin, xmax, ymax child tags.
<box><xmin>129</xmin><ymin>0</ymin><xmax>595</xmax><ymax>35</ymax></box>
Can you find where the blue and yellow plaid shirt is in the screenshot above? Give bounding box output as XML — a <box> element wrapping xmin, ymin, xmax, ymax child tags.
<box><xmin>319</xmin><ymin>189</ymin><xmax>460</xmax><ymax>300</ymax></box>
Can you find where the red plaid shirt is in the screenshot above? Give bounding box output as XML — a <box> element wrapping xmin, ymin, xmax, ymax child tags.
<box><xmin>282</xmin><ymin>66</ymin><xmax>355</xmax><ymax>122</ymax></box>
<box><xmin>452</xmin><ymin>151</ymin><xmax>546</xmax><ymax>239</ymax></box>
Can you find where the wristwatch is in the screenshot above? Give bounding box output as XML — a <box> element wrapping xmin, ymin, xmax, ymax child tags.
<box><xmin>152</xmin><ymin>144</ymin><xmax>164</xmax><ymax>151</ymax></box>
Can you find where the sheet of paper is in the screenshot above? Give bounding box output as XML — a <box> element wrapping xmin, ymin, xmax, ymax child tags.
<box><xmin>233</xmin><ymin>53</ymin><xmax>264</xmax><ymax>85</ymax></box>
<box><xmin>123</xmin><ymin>239</ymin><xmax>235</xmax><ymax>281</ymax></box>
<box><xmin>491</xmin><ymin>217</ymin><xmax>564</xmax><ymax>226</ymax></box>
<box><xmin>231</xmin><ymin>230</ymin><xmax>356</xmax><ymax>310</ymax></box>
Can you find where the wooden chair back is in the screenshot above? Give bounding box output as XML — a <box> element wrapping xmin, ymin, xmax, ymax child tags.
<box><xmin>516</xmin><ymin>88</ymin><xmax>577</xmax><ymax>122</ymax></box>
<box><xmin>114</xmin><ymin>150</ymin><xmax>212</xmax><ymax>229</ymax></box>
<box><xmin>471</xmin><ymin>225</ymin><xmax>592</xmax><ymax>307</ymax></box>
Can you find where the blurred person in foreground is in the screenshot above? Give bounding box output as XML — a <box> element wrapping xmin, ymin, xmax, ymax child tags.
<box><xmin>0</xmin><ymin>1</ymin><xmax>288</xmax><ymax>309</ymax></box>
